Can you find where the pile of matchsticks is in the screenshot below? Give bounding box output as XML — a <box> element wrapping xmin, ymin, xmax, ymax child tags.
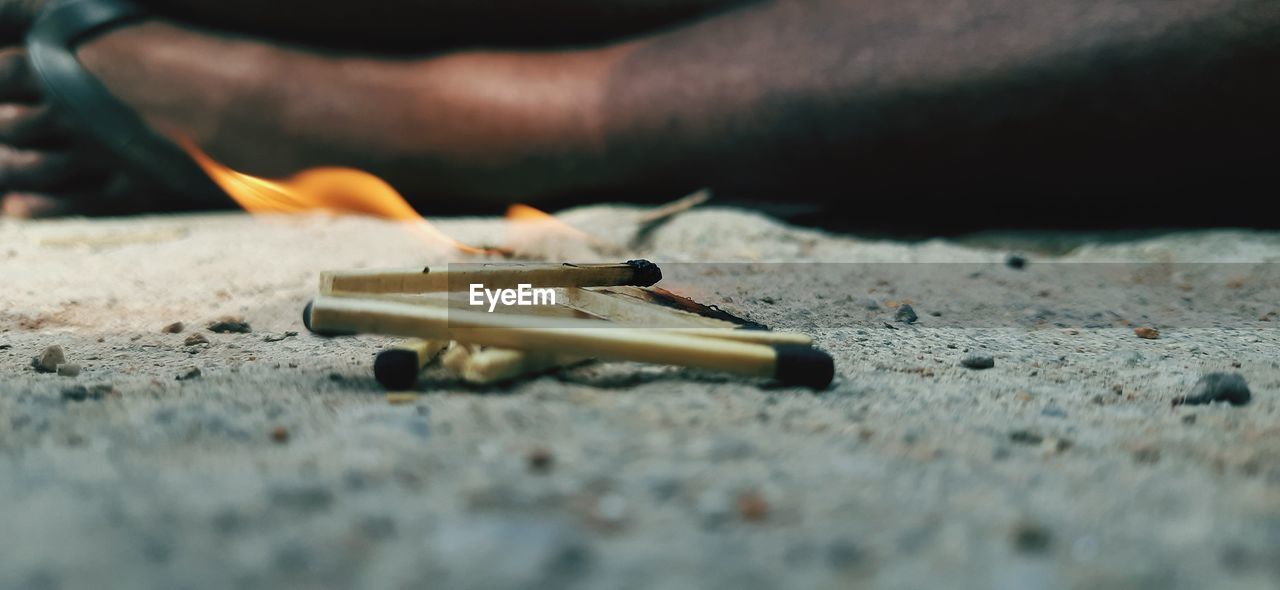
<box><xmin>301</xmin><ymin>260</ymin><xmax>834</xmax><ymax>391</ymax></box>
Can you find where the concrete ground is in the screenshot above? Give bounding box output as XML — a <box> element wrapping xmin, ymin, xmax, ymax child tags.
<box><xmin>1</xmin><ymin>207</ymin><xmax>1278</xmax><ymax>590</ymax></box>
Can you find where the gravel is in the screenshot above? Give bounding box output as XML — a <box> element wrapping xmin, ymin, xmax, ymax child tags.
<box><xmin>2</xmin><ymin>210</ymin><xmax>1278</xmax><ymax>590</ymax></box>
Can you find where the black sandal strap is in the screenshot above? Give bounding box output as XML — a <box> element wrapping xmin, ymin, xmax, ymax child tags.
<box><xmin>26</xmin><ymin>0</ymin><xmax>225</xmax><ymax>203</ymax></box>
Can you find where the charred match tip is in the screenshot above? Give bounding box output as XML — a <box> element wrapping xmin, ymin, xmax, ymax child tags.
<box><xmin>772</xmin><ymin>345</ymin><xmax>835</xmax><ymax>390</ymax></box>
<box><xmin>374</xmin><ymin>349</ymin><xmax>422</xmax><ymax>390</ymax></box>
<box><xmin>625</xmin><ymin>259</ymin><xmax>662</xmax><ymax>286</ymax></box>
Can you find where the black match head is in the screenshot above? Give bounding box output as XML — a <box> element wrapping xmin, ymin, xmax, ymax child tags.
<box><xmin>302</xmin><ymin>300</ymin><xmax>314</xmax><ymax>331</ymax></box>
<box><xmin>625</xmin><ymin>259</ymin><xmax>662</xmax><ymax>287</ymax></box>
<box><xmin>374</xmin><ymin>349</ymin><xmax>422</xmax><ymax>390</ymax></box>
<box><xmin>772</xmin><ymin>345</ymin><xmax>835</xmax><ymax>390</ymax></box>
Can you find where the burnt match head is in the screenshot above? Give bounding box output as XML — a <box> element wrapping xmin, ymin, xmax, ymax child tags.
<box><xmin>625</xmin><ymin>259</ymin><xmax>662</xmax><ymax>287</ymax></box>
<box><xmin>374</xmin><ymin>349</ymin><xmax>422</xmax><ymax>390</ymax></box>
<box><xmin>772</xmin><ymin>345</ymin><xmax>835</xmax><ymax>390</ymax></box>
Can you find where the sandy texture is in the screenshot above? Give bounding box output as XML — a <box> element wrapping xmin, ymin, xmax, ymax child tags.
<box><xmin>1</xmin><ymin>208</ymin><xmax>1278</xmax><ymax>590</ymax></box>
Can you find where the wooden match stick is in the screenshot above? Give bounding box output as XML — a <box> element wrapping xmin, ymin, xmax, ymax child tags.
<box><xmin>559</xmin><ymin>288</ymin><xmax>813</xmax><ymax>345</ymax></box>
<box><xmin>304</xmin><ymin>296</ymin><xmax>834</xmax><ymax>389</ymax></box>
<box><xmin>372</xmin><ymin>338</ymin><xmax>449</xmax><ymax>390</ymax></box>
<box><xmin>321</xmin><ymin>260</ymin><xmax>661</xmax><ymax>295</ymax></box>
<box><xmin>459</xmin><ymin>348</ymin><xmax>586</xmax><ymax>384</ymax></box>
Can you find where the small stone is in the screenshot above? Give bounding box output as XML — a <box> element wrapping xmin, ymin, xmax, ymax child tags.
<box><xmin>32</xmin><ymin>345</ymin><xmax>65</xmax><ymax>373</ymax></box>
<box><xmin>736</xmin><ymin>491</ymin><xmax>769</xmax><ymax>522</ymax></box>
<box><xmin>1134</xmin><ymin>327</ymin><xmax>1160</xmax><ymax>339</ymax></box>
<box><xmin>1172</xmin><ymin>373</ymin><xmax>1251</xmax><ymax>406</ymax></box>
<box><xmin>1044</xmin><ymin>437</ymin><xmax>1073</xmax><ymax>453</ymax></box>
<box><xmin>55</xmin><ymin>363</ymin><xmax>81</xmax><ymax>377</ymax></box>
<box><xmin>1040</xmin><ymin>405</ymin><xmax>1067</xmax><ymax>418</ymax></box>
<box><xmin>61</xmin><ymin>386</ymin><xmax>88</xmax><ymax>402</ymax></box>
<box><xmin>184</xmin><ymin>333</ymin><xmax>209</xmax><ymax>346</ymax></box>
<box><xmin>207</xmin><ymin>317</ymin><xmax>252</xmax><ymax>334</ymax></box>
<box><xmin>1005</xmin><ymin>254</ymin><xmax>1027</xmax><ymax>269</ymax></box>
<box><xmin>263</xmin><ymin>331</ymin><xmax>298</xmax><ymax>343</ymax></box>
<box><xmin>1132</xmin><ymin>446</ymin><xmax>1161</xmax><ymax>464</ymax></box>
<box><xmin>177</xmin><ymin>367</ymin><xmax>202</xmax><ymax>381</ymax></box>
<box><xmin>895</xmin><ymin>304</ymin><xmax>919</xmax><ymax>324</ymax></box>
<box><xmin>1011</xmin><ymin>521</ymin><xmax>1052</xmax><ymax>553</ymax></box>
<box><xmin>161</xmin><ymin>322</ymin><xmax>185</xmax><ymax>334</ymax></box>
<box><xmin>527</xmin><ymin>447</ymin><xmax>554</xmax><ymax>473</ymax></box>
<box><xmin>270</xmin><ymin>426</ymin><xmax>290</xmax><ymax>443</ymax></box>
<box><xmin>960</xmin><ymin>354</ymin><xmax>995</xmax><ymax>370</ymax></box>
<box><xmin>825</xmin><ymin>539</ymin><xmax>864</xmax><ymax>569</ymax></box>
<box><xmin>1009</xmin><ymin>429</ymin><xmax>1044</xmax><ymax>445</ymax></box>
<box><xmin>269</xmin><ymin>483</ymin><xmax>334</xmax><ymax>512</ymax></box>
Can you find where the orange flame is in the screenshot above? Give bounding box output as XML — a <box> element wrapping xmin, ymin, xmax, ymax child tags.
<box><xmin>505</xmin><ymin>203</ymin><xmax>594</xmax><ymax>240</ymax></box>
<box><xmin>185</xmin><ymin>144</ymin><xmax>484</xmax><ymax>253</ymax></box>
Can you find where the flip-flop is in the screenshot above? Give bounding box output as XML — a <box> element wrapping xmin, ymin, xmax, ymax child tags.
<box><xmin>25</xmin><ymin>0</ymin><xmax>226</xmax><ymax>206</ymax></box>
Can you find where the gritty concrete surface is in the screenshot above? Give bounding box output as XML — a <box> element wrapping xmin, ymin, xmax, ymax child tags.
<box><xmin>1</xmin><ymin>208</ymin><xmax>1278</xmax><ymax>590</ymax></box>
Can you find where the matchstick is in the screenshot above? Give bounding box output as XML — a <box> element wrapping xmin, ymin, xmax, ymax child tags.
<box><xmin>459</xmin><ymin>348</ymin><xmax>586</xmax><ymax>384</ymax></box>
<box><xmin>321</xmin><ymin>260</ymin><xmax>662</xmax><ymax>295</ymax></box>
<box><xmin>372</xmin><ymin>338</ymin><xmax>449</xmax><ymax>390</ymax></box>
<box><xmin>559</xmin><ymin>288</ymin><xmax>812</xmax><ymax>345</ymax></box>
<box><xmin>304</xmin><ymin>296</ymin><xmax>834</xmax><ymax>389</ymax></box>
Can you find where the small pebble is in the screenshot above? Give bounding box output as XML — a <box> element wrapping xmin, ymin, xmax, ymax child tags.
<box><xmin>56</xmin><ymin>363</ymin><xmax>81</xmax><ymax>377</ymax></box>
<box><xmin>1132</xmin><ymin>446</ymin><xmax>1161</xmax><ymax>464</ymax></box>
<box><xmin>1006</xmin><ymin>254</ymin><xmax>1027</xmax><ymax>269</ymax></box>
<box><xmin>1011</xmin><ymin>521</ymin><xmax>1052</xmax><ymax>554</ymax></box>
<box><xmin>270</xmin><ymin>426</ymin><xmax>290</xmax><ymax>443</ymax></box>
<box><xmin>32</xmin><ymin>345</ymin><xmax>65</xmax><ymax>373</ymax></box>
<box><xmin>184</xmin><ymin>333</ymin><xmax>209</xmax><ymax>346</ymax></box>
<box><xmin>1009</xmin><ymin>429</ymin><xmax>1044</xmax><ymax>445</ymax></box>
<box><xmin>825</xmin><ymin>539</ymin><xmax>864</xmax><ymax>569</ymax></box>
<box><xmin>161</xmin><ymin>322</ymin><xmax>185</xmax><ymax>334</ymax></box>
<box><xmin>736</xmin><ymin>491</ymin><xmax>769</xmax><ymax>522</ymax></box>
<box><xmin>61</xmin><ymin>386</ymin><xmax>88</xmax><ymax>402</ymax></box>
<box><xmin>1134</xmin><ymin>327</ymin><xmax>1160</xmax><ymax>340</ymax></box>
<box><xmin>207</xmin><ymin>317</ymin><xmax>252</xmax><ymax>334</ymax></box>
<box><xmin>895</xmin><ymin>304</ymin><xmax>919</xmax><ymax>324</ymax></box>
<box><xmin>961</xmin><ymin>354</ymin><xmax>995</xmax><ymax>370</ymax></box>
<box><xmin>177</xmin><ymin>367</ymin><xmax>202</xmax><ymax>381</ymax></box>
<box><xmin>1040</xmin><ymin>405</ymin><xmax>1067</xmax><ymax>418</ymax></box>
<box><xmin>1172</xmin><ymin>373</ymin><xmax>1251</xmax><ymax>406</ymax></box>
<box><xmin>527</xmin><ymin>447</ymin><xmax>554</xmax><ymax>473</ymax></box>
